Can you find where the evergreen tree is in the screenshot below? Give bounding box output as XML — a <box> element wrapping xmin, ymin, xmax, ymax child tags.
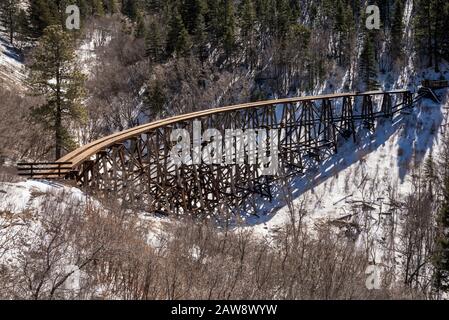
<box><xmin>145</xmin><ymin>20</ymin><xmax>165</xmax><ymax>62</ymax></box>
<box><xmin>91</xmin><ymin>0</ymin><xmax>105</xmax><ymax>16</ymax></box>
<box><xmin>28</xmin><ymin>26</ymin><xmax>86</xmax><ymax>160</ymax></box>
<box><xmin>359</xmin><ymin>32</ymin><xmax>379</xmax><ymax>91</ymax></box>
<box><xmin>0</xmin><ymin>0</ymin><xmax>20</xmax><ymax>44</ymax></box>
<box><xmin>27</xmin><ymin>0</ymin><xmax>57</xmax><ymax>38</ymax></box>
<box><xmin>433</xmin><ymin>170</ymin><xmax>449</xmax><ymax>292</ymax></box>
<box><xmin>106</xmin><ymin>0</ymin><xmax>119</xmax><ymax>14</ymax></box>
<box><xmin>424</xmin><ymin>153</ymin><xmax>437</xmax><ymax>198</ymax></box>
<box><xmin>144</xmin><ymin>79</ymin><xmax>166</xmax><ymax>117</ymax></box>
<box><xmin>135</xmin><ymin>12</ymin><xmax>146</xmax><ymax>38</ymax></box>
<box><xmin>433</xmin><ymin>134</ymin><xmax>449</xmax><ymax>293</ymax></box>
<box><xmin>167</xmin><ymin>7</ymin><xmax>192</xmax><ymax>57</ymax></box>
<box><xmin>391</xmin><ymin>0</ymin><xmax>404</xmax><ymax>59</ymax></box>
<box><xmin>275</xmin><ymin>0</ymin><xmax>291</xmax><ymax>40</ymax></box>
<box><xmin>181</xmin><ymin>0</ymin><xmax>207</xmax><ymax>34</ymax></box>
<box><xmin>205</xmin><ymin>0</ymin><xmax>222</xmax><ymax>42</ymax></box>
<box><xmin>193</xmin><ymin>12</ymin><xmax>208</xmax><ymax>62</ymax></box>
<box><xmin>223</xmin><ymin>0</ymin><xmax>236</xmax><ymax>60</ymax></box>
<box><xmin>176</xmin><ymin>26</ymin><xmax>192</xmax><ymax>57</ymax></box>
<box><xmin>15</xmin><ymin>9</ymin><xmax>30</xmax><ymax>45</ymax></box>
<box><xmin>122</xmin><ymin>0</ymin><xmax>139</xmax><ymax>20</ymax></box>
<box><xmin>334</xmin><ymin>0</ymin><xmax>354</xmax><ymax>66</ymax></box>
<box><xmin>415</xmin><ymin>0</ymin><xmax>449</xmax><ymax>71</ymax></box>
<box><xmin>240</xmin><ymin>0</ymin><xmax>256</xmax><ymax>68</ymax></box>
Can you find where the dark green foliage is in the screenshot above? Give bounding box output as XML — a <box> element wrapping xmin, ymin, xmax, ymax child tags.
<box><xmin>145</xmin><ymin>20</ymin><xmax>165</xmax><ymax>62</ymax></box>
<box><xmin>181</xmin><ymin>0</ymin><xmax>207</xmax><ymax>34</ymax></box>
<box><xmin>223</xmin><ymin>0</ymin><xmax>236</xmax><ymax>60</ymax></box>
<box><xmin>433</xmin><ymin>173</ymin><xmax>449</xmax><ymax>292</ymax></box>
<box><xmin>122</xmin><ymin>0</ymin><xmax>140</xmax><ymax>20</ymax></box>
<box><xmin>415</xmin><ymin>0</ymin><xmax>449</xmax><ymax>72</ymax></box>
<box><xmin>240</xmin><ymin>0</ymin><xmax>257</xmax><ymax>68</ymax></box>
<box><xmin>433</xmin><ymin>135</ymin><xmax>449</xmax><ymax>293</ymax></box>
<box><xmin>360</xmin><ymin>32</ymin><xmax>379</xmax><ymax>91</ymax></box>
<box><xmin>28</xmin><ymin>26</ymin><xmax>86</xmax><ymax>159</ymax></box>
<box><xmin>135</xmin><ymin>12</ymin><xmax>146</xmax><ymax>38</ymax></box>
<box><xmin>105</xmin><ymin>0</ymin><xmax>119</xmax><ymax>14</ymax></box>
<box><xmin>334</xmin><ymin>0</ymin><xmax>355</xmax><ymax>67</ymax></box>
<box><xmin>391</xmin><ymin>0</ymin><xmax>405</xmax><ymax>58</ymax></box>
<box><xmin>91</xmin><ymin>0</ymin><xmax>105</xmax><ymax>16</ymax></box>
<box><xmin>193</xmin><ymin>12</ymin><xmax>208</xmax><ymax>62</ymax></box>
<box><xmin>144</xmin><ymin>80</ymin><xmax>166</xmax><ymax>117</ymax></box>
<box><xmin>166</xmin><ymin>7</ymin><xmax>192</xmax><ymax>57</ymax></box>
<box><xmin>27</xmin><ymin>0</ymin><xmax>58</xmax><ymax>38</ymax></box>
<box><xmin>424</xmin><ymin>153</ymin><xmax>437</xmax><ymax>197</ymax></box>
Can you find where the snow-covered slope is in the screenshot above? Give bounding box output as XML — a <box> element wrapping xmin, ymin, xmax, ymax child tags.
<box><xmin>0</xmin><ymin>180</ymin><xmax>86</xmax><ymax>214</ymax></box>
<box><xmin>0</xmin><ymin>30</ymin><xmax>25</xmax><ymax>90</ymax></box>
<box><xmin>0</xmin><ymin>179</ymin><xmax>169</xmax><ymax>247</ymax></box>
<box><xmin>248</xmin><ymin>67</ymin><xmax>448</xmax><ymax>232</ymax></box>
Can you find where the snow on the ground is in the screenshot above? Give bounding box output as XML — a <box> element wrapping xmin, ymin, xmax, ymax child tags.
<box><xmin>242</xmin><ymin>65</ymin><xmax>449</xmax><ymax>274</ymax></box>
<box><xmin>0</xmin><ymin>28</ymin><xmax>26</xmax><ymax>90</ymax></box>
<box><xmin>0</xmin><ymin>179</ymin><xmax>169</xmax><ymax>248</ymax></box>
<box><xmin>76</xmin><ymin>28</ymin><xmax>111</xmax><ymax>76</ymax></box>
<box><xmin>0</xmin><ymin>180</ymin><xmax>86</xmax><ymax>213</ymax></box>
<box><xmin>250</xmin><ymin>94</ymin><xmax>446</xmax><ymax>230</ymax></box>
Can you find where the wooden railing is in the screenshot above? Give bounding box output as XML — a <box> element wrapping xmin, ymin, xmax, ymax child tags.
<box><xmin>421</xmin><ymin>80</ymin><xmax>449</xmax><ymax>89</ymax></box>
<box><xmin>16</xmin><ymin>162</ymin><xmax>74</xmax><ymax>179</ymax></box>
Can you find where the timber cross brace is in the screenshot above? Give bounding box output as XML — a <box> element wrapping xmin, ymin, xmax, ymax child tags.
<box><xmin>19</xmin><ymin>90</ymin><xmax>421</xmax><ymax>216</ymax></box>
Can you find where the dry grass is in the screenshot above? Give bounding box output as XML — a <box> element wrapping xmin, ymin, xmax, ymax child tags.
<box><xmin>0</xmin><ymin>189</ymin><xmax>420</xmax><ymax>300</ymax></box>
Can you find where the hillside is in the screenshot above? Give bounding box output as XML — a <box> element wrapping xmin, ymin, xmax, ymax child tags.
<box><xmin>1</xmin><ymin>0</ymin><xmax>449</xmax><ymax>300</ymax></box>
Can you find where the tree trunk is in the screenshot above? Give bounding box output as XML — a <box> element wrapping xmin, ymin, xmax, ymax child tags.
<box><xmin>8</xmin><ymin>9</ymin><xmax>14</xmax><ymax>45</ymax></box>
<box><xmin>55</xmin><ymin>104</ymin><xmax>62</xmax><ymax>160</ymax></box>
<box><xmin>55</xmin><ymin>59</ymin><xmax>62</xmax><ymax>160</ymax></box>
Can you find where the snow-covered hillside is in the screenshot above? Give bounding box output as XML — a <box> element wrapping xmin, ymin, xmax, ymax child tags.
<box><xmin>0</xmin><ymin>28</ymin><xmax>25</xmax><ymax>90</ymax></box>
<box><xmin>250</xmin><ymin>70</ymin><xmax>449</xmax><ymax>234</ymax></box>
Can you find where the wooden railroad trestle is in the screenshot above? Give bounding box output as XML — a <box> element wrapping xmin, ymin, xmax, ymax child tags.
<box><xmin>19</xmin><ymin>91</ymin><xmax>419</xmax><ymax>216</ymax></box>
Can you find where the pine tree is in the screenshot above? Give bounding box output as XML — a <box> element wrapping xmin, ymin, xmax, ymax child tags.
<box><xmin>275</xmin><ymin>0</ymin><xmax>292</xmax><ymax>40</ymax></box>
<box><xmin>424</xmin><ymin>153</ymin><xmax>436</xmax><ymax>198</ymax></box>
<box><xmin>92</xmin><ymin>0</ymin><xmax>105</xmax><ymax>16</ymax></box>
<box><xmin>205</xmin><ymin>0</ymin><xmax>222</xmax><ymax>42</ymax></box>
<box><xmin>145</xmin><ymin>20</ymin><xmax>165</xmax><ymax>63</ymax></box>
<box><xmin>167</xmin><ymin>7</ymin><xmax>192</xmax><ymax>57</ymax></box>
<box><xmin>135</xmin><ymin>12</ymin><xmax>146</xmax><ymax>38</ymax></box>
<box><xmin>334</xmin><ymin>0</ymin><xmax>354</xmax><ymax>66</ymax></box>
<box><xmin>176</xmin><ymin>27</ymin><xmax>192</xmax><ymax>57</ymax></box>
<box><xmin>442</xmin><ymin>1</ymin><xmax>449</xmax><ymax>61</ymax></box>
<box><xmin>106</xmin><ymin>0</ymin><xmax>118</xmax><ymax>14</ymax></box>
<box><xmin>182</xmin><ymin>0</ymin><xmax>207</xmax><ymax>34</ymax></box>
<box><xmin>391</xmin><ymin>0</ymin><xmax>404</xmax><ymax>59</ymax></box>
<box><xmin>433</xmin><ymin>133</ymin><xmax>449</xmax><ymax>293</ymax></box>
<box><xmin>223</xmin><ymin>0</ymin><xmax>236</xmax><ymax>61</ymax></box>
<box><xmin>359</xmin><ymin>32</ymin><xmax>379</xmax><ymax>91</ymax></box>
<box><xmin>15</xmin><ymin>9</ymin><xmax>30</xmax><ymax>45</ymax></box>
<box><xmin>193</xmin><ymin>12</ymin><xmax>208</xmax><ymax>62</ymax></box>
<box><xmin>27</xmin><ymin>0</ymin><xmax>57</xmax><ymax>38</ymax></box>
<box><xmin>28</xmin><ymin>25</ymin><xmax>86</xmax><ymax>160</ymax></box>
<box><xmin>0</xmin><ymin>0</ymin><xmax>20</xmax><ymax>45</ymax></box>
<box><xmin>415</xmin><ymin>0</ymin><xmax>449</xmax><ymax>71</ymax></box>
<box><xmin>433</xmin><ymin>171</ymin><xmax>449</xmax><ymax>292</ymax></box>
<box><xmin>240</xmin><ymin>0</ymin><xmax>256</xmax><ymax>68</ymax></box>
<box><xmin>144</xmin><ymin>80</ymin><xmax>166</xmax><ymax>117</ymax></box>
<box><xmin>122</xmin><ymin>0</ymin><xmax>139</xmax><ymax>21</ymax></box>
